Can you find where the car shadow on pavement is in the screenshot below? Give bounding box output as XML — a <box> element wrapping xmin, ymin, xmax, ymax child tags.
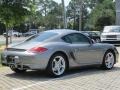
<box><xmin>5</xmin><ymin>70</ymin><xmax>51</xmax><ymax>81</ymax></box>
<box><xmin>63</xmin><ymin>66</ymin><xmax>120</xmax><ymax>78</ymax></box>
<box><xmin>5</xmin><ymin>65</ymin><xmax>120</xmax><ymax>82</ymax></box>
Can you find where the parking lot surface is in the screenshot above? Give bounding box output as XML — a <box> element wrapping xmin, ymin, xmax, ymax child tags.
<box><xmin>0</xmin><ymin>47</ymin><xmax>120</xmax><ymax>90</ymax></box>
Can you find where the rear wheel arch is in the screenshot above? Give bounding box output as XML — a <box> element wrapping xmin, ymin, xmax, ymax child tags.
<box><xmin>47</xmin><ymin>51</ymin><xmax>69</xmax><ymax>70</ymax></box>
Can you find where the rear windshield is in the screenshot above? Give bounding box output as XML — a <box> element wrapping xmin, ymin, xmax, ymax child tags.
<box><xmin>25</xmin><ymin>32</ymin><xmax>58</xmax><ymax>42</ymax></box>
<box><xmin>103</xmin><ymin>26</ymin><xmax>120</xmax><ymax>33</ymax></box>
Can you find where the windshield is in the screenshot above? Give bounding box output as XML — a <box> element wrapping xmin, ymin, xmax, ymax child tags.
<box><xmin>25</xmin><ymin>32</ymin><xmax>58</xmax><ymax>42</ymax></box>
<box><xmin>103</xmin><ymin>26</ymin><xmax>120</xmax><ymax>33</ymax></box>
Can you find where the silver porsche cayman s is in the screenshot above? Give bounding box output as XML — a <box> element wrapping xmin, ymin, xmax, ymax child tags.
<box><xmin>1</xmin><ymin>29</ymin><xmax>119</xmax><ymax>77</ymax></box>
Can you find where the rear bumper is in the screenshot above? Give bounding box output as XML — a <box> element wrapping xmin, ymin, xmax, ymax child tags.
<box><xmin>1</xmin><ymin>51</ymin><xmax>51</xmax><ymax>70</ymax></box>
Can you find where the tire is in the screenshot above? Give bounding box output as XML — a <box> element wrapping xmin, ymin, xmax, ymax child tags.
<box><xmin>47</xmin><ymin>53</ymin><xmax>67</xmax><ymax>77</ymax></box>
<box><xmin>102</xmin><ymin>51</ymin><xmax>115</xmax><ymax>70</ymax></box>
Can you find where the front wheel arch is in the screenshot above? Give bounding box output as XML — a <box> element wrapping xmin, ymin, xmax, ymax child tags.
<box><xmin>102</xmin><ymin>49</ymin><xmax>116</xmax><ymax>69</ymax></box>
<box><xmin>104</xmin><ymin>49</ymin><xmax>116</xmax><ymax>63</ymax></box>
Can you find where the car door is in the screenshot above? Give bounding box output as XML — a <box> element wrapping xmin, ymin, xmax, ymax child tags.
<box><xmin>62</xmin><ymin>33</ymin><xmax>102</xmax><ymax>64</ymax></box>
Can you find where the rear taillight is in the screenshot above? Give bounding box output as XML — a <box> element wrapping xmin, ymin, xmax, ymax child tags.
<box><xmin>28</xmin><ymin>47</ymin><xmax>48</xmax><ymax>53</ymax></box>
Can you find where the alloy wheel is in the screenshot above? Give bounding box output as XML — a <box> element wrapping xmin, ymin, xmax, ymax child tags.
<box><xmin>52</xmin><ymin>56</ymin><xmax>66</xmax><ymax>76</ymax></box>
<box><xmin>104</xmin><ymin>52</ymin><xmax>115</xmax><ymax>69</ymax></box>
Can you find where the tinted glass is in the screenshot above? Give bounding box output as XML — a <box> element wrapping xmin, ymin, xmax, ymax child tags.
<box><xmin>62</xmin><ymin>36</ymin><xmax>72</xmax><ymax>43</ymax></box>
<box><xmin>81</xmin><ymin>32</ymin><xmax>89</xmax><ymax>36</ymax></box>
<box><xmin>25</xmin><ymin>32</ymin><xmax>58</xmax><ymax>42</ymax></box>
<box><xmin>62</xmin><ymin>33</ymin><xmax>90</xmax><ymax>44</ymax></box>
<box><xmin>89</xmin><ymin>32</ymin><xmax>98</xmax><ymax>36</ymax></box>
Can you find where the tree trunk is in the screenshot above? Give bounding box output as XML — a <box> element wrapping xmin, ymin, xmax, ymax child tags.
<box><xmin>73</xmin><ymin>0</ymin><xmax>76</xmax><ymax>29</ymax></box>
<box><xmin>79</xmin><ymin>0</ymin><xmax>83</xmax><ymax>31</ymax></box>
<box><xmin>5</xmin><ymin>26</ymin><xmax>9</xmax><ymax>48</ymax></box>
<box><xmin>10</xmin><ymin>28</ymin><xmax>13</xmax><ymax>44</ymax></box>
<box><xmin>62</xmin><ymin>0</ymin><xmax>67</xmax><ymax>29</ymax></box>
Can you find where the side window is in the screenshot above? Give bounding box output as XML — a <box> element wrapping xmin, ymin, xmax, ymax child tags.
<box><xmin>89</xmin><ymin>32</ymin><xmax>97</xmax><ymax>36</ymax></box>
<box><xmin>62</xmin><ymin>33</ymin><xmax>90</xmax><ymax>44</ymax></box>
<box><xmin>62</xmin><ymin>36</ymin><xmax>72</xmax><ymax>43</ymax></box>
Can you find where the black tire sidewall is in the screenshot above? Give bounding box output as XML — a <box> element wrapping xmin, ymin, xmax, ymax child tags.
<box><xmin>47</xmin><ymin>53</ymin><xmax>67</xmax><ymax>77</ymax></box>
<box><xmin>102</xmin><ymin>51</ymin><xmax>115</xmax><ymax>70</ymax></box>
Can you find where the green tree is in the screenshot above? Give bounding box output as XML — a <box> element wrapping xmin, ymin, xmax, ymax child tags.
<box><xmin>67</xmin><ymin>0</ymin><xmax>98</xmax><ymax>30</ymax></box>
<box><xmin>87</xmin><ymin>0</ymin><xmax>115</xmax><ymax>31</ymax></box>
<box><xmin>0</xmin><ymin>22</ymin><xmax>5</xmax><ymax>35</ymax></box>
<box><xmin>36</xmin><ymin>0</ymin><xmax>63</xmax><ymax>29</ymax></box>
<box><xmin>45</xmin><ymin>3</ymin><xmax>63</xmax><ymax>29</ymax></box>
<box><xmin>0</xmin><ymin>0</ymin><xmax>30</xmax><ymax>47</ymax></box>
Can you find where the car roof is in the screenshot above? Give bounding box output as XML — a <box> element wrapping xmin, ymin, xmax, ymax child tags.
<box><xmin>81</xmin><ymin>31</ymin><xmax>100</xmax><ymax>32</ymax></box>
<box><xmin>44</xmin><ymin>29</ymin><xmax>78</xmax><ymax>34</ymax></box>
<box><xmin>104</xmin><ymin>25</ymin><xmax>120</xmax><ymax>28</ymax></box>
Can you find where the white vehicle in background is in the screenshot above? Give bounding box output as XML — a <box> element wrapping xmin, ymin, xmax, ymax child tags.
<box><xmin>23</xmin><ymin>29</ymin><xmax>38</xmax><ymax>37</ymax></box>
<box><xmin>3</xmin><ymin>30</ymin><xmax>22</xmax><ymax>37</ymax></box>
<box><xmin>30</xmin><ymin>29</ymin><xmax>38</xmax><ymax>34</ymax></box>
<box><xmin>101</xmin><ymin>26</ymin><xmax>120</xmax><ymax>45</ymax></box>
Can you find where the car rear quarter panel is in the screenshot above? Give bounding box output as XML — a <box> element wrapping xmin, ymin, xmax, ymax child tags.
<box><xmin>45</xmin><ymin>42</ymin><xmax>81</xmax><ymax>68</ymax></box>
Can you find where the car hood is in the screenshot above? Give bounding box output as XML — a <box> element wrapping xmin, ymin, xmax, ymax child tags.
<box><xmin>102</xmin><ymin>32</ymin><xmax>120</xmax><ymax>35</ymax></box>
<box><xmin>8</xmin><ymin>41</ymin><xmax>43</xmax><ymax>50</ymax></box>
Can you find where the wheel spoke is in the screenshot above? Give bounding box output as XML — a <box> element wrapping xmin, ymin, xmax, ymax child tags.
<box><xmin>52</xmin><ymin>67</ymin><xmax>57</xmax><ymax>72</ymax></box>
<box><xmin>52</xmin><ymin>55</ymin><xmax>66</xmax><ymax>76</ymax></box>
<box><xmin>105</xmin><ymin>52</ymin><xmax>114</xmax><ymax>69</ymax></box>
